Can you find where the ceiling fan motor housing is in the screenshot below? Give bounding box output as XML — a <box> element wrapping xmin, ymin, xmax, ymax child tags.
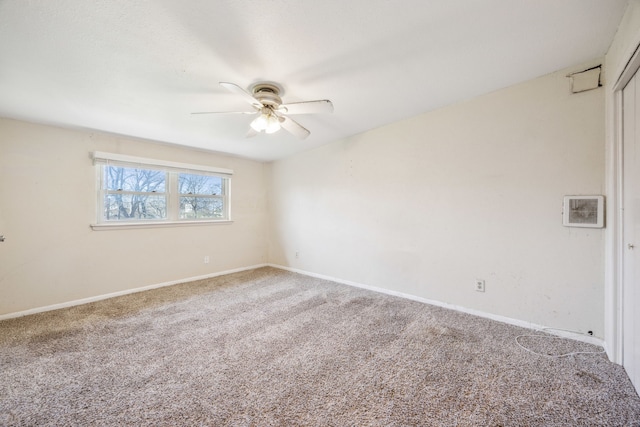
<box><xmin>251</xmin><ymin>83</ymin><xmax>282</xmax><ymax>107</ymax></box>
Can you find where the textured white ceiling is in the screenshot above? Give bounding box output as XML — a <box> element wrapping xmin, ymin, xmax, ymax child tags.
<box><xmin>0</xmin><ymin>0</ymin><xmax>629</xmax><ymax>161</ymax></box>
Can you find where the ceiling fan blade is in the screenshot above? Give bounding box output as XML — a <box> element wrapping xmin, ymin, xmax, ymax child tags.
<box><xmin>191</xmin><ymin>111</ymin><xmax>256</xmax><ymax>115</ymax></box>
<box><xmin>279</xmin><ymin>115</ymin><xmax>310</xmax><ymax>139</ymax></box>
<box><xmin>278</xmin><ymin>100</ymin><xmax>333</xmax><ymax>115</ymax></box>
<box><xmin>220</xmin><ymin>82</ymin><xmax>263</xmax><ymax>109</ymax></box>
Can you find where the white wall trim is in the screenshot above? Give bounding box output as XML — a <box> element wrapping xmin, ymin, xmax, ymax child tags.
<box><xmin>91</xmin><ymin>151</ymin><xmax>233</xmax><ymax>175</ymax></box>
<box><xmin>90</xmin><ymin>220</ymin><xmax>234</xmax><ymax>231</ymax></box>
<box><xmin>0</xmin><ymin>264</ymin><xmax>268</xmax><ymax>321</ymax></box>
<box><xmin>269</xmin><ymin>264</ymin><xmax>604</xmax><ymax>347</ymax></box>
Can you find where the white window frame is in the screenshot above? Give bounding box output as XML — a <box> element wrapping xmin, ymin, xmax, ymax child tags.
<box><xmin>91</xmin><ymin>152</ymin><xmax>233</xmax><ymax>230</ymax></box>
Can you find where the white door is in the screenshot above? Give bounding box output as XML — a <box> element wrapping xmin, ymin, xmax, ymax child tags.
<box><xmin>0</xmin><ymin>198</ymin><xmax>4</xmax><ymax>248</ymax></box>
<box><xmin>623</xmin><ymin>68</ymin><xmax>640</xmax><ymax>392</ymax></box>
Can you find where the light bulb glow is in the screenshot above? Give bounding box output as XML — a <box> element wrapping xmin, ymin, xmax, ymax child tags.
<box><xmin>265</xmin><ymin>114</ymin><xmax>281</xmax><ymax>134</ymax></box>
<box><xmin>250</xmin><ymin>113</ymin><xmax>269</xmax><ymax>132</ymax></box>
<box><xmin>250</xmin><ymin>108</ymin><xmax>281</xmax><ymax>134</ymax></box>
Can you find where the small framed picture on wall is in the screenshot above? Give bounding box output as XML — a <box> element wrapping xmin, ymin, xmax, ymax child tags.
<box><xmin>562</xmin><ymin>195</ymin><xmax>604</xmax><ymax>228</ymax></box>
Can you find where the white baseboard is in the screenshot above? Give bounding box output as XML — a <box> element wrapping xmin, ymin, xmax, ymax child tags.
<box><xmin>268</xmin><ymin>264</ymin><xmax>605</xmax><ymax>348</ymax></box>
<box><xmin>1</xmin><ymin>262</ymin><xmax>605</xmax><ymax>349</ymax></box>
<box><xmin>0</xmin><ymin>264</ymin><xmax>268</xmax><ymax>321</ymax></box>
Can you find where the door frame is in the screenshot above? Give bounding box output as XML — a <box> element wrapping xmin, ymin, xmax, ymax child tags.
<box><xmin>608</xmin><ymin>41</ymin><xmax>640</xmax><ymax>364</ymax></box>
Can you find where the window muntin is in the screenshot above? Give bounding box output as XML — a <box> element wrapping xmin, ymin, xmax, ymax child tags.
<box><xmin>96</xmin><ymin>157</ymin><xmax>231</xmax><ymax>225</ymax></box>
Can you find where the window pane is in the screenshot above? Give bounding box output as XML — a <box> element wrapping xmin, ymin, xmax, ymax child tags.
<box><xmin>178</xmin><ymin>173</ymin><xmax>223</xmax><ymax>195</ymax></box>
<box><xmin>105</xmin><ymin>166</ymin><xmax>166</xmax><ymax>192</ymax></box>
<box><xmin>104</xmin><ymin>194</ymin><xmax>167</xmax><ymax>220</ymax></box>
<box><xmin>180</xmin><ymin>197</ymin><xmax>224</xmax><ymax>219</ymax></box>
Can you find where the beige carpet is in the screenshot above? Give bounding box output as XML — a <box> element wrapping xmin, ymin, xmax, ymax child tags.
<box><xmin>1</xmin><ymin>267</ymin><xmax>639</xmax><ymax>426</ymax></box>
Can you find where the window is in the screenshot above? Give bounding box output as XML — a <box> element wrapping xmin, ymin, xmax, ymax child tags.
<box><xmin>104</xmin><ymin>166</ymin><xmax>167</xmax><ymax>220</ymax></box>
<box><xmin>92</xmin><ymin>152</ymin><xmax>232</xmax><ymax>227</ymax></box>
<box><xmin>178</xmin><ymin>173</ymin><xmax>225</xmax><ymax>220</ymax></box>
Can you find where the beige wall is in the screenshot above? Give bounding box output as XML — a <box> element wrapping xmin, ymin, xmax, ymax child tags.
<box><xmin>604</xmin><ymin>0</ymin><xmax>640</xmax><ymax>362</ymax></box>
<box><xmin>268</xmin><ymin>63</ymin><xmax>605</xmax><ymax>336</ymax></box>
<box><xmin>0</xmin><ymin>118</ymin><xmax>268</xmax><ymax>315</ymax></box>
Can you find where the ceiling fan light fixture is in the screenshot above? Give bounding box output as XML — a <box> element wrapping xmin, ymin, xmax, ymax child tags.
<box><xmin>250</xmin><ymin>114</ymin><xmax>268</xmax><ymax>132</ymax></box>
<box><xmin>250</xmin><ymin>108</ymin><xmax>281</xmax><ymax>134</ymax></box>
<box><xmin>265</xmin><ymin>114</ymin><xmax>281</xmax><ymax>134</ymax></box>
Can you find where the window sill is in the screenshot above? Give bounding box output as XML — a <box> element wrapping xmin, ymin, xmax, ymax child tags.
<box><xmin>90</xmin><ymin>220</ymin><xmax>233</xmax><ymax>231</ymax></box>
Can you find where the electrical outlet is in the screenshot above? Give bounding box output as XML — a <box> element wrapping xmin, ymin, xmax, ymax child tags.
<box><xmin>475</xmin><ymin>279</ymin><xmax>485</xmax><ymax>292</ymax></box>
<box><xmin>295</xmin><ymin>251</ymin><xmax>299</xmax><ymax>259</ymax></box>
<box><xmin>204</xmin><ymin>256</ymin><xmax>210</xmax><ymax>264</ymax></box>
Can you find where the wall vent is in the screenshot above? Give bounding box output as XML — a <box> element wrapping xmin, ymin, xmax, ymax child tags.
<box><xmin>567</xmin><ymin>65</ymin><xmax>602</xmax><ymax>93</ymax></box>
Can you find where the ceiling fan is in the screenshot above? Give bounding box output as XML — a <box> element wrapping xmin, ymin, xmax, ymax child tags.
<box><xmin>192</xmin><ymin>82</ymin><xmax>333</xmax><ymax>139</ymax></box>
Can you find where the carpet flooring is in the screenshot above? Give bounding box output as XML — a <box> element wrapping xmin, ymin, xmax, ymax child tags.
<box><xmin>1</xmin><ymin>267</ymin><xmax>639</xmax><ymax>426</ymax></box>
